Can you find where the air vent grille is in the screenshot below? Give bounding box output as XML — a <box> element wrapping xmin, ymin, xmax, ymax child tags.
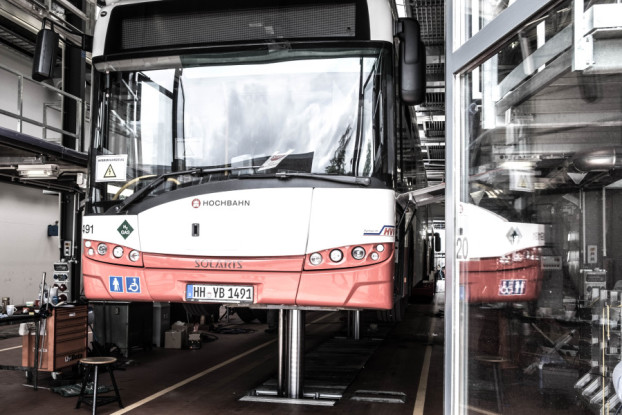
<box><xmin>108</xmin><ymin>2</ymin><xmax>359</xmax><ymax>54</ymax></box>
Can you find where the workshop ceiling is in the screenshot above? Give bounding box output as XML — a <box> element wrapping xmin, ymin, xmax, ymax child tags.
<box><xmin>409</xmin><ymin>0</ymin><xmax>446</xmax><ymax>187</ymax></box>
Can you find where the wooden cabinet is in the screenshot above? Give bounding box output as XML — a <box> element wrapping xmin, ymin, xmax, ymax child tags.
<box><xmin>22</xmin><ymin>305</ymin><xmax>88</xmax><ymax>372</ymax></box>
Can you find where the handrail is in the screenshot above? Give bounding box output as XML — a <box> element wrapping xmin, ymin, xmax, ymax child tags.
<box><xmin>0</xmin><ymin>108</ymin><xmax>78</xmax><ymax>138</ymax></box>
<box><xmin>0</xmin><ymin>62</ymin><xmax>83</xmax><ymax>151</ymax></box>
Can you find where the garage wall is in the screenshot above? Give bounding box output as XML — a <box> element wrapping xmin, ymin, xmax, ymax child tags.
<box><xmin>0</xmin><ymin>41</ymin><xmax>90</xmax><ymax>307</ymax></box>
<box><xmin>0</xmin><ymin>181</ymin><xmax>59</xmax><ymax>305</ymax></box>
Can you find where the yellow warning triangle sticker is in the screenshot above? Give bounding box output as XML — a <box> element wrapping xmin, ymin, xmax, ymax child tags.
<box><xmin>518</xmin><ymin>176</ymin><xmax>527</xmax><ymax>188</ymax></box>
<box><xmin>104</xmin><ymin>164</ymin><xmax>116</xmax><ymax>178</ymax></box>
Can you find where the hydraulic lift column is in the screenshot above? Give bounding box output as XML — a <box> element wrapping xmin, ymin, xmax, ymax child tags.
<box><xmin>241</xmin><ymin>309</ymin><xmax>338</xmax><ymax>406</ymax></box>
<box><xmin>278</xmin><ymin>309</ymin><xmax>305</xmax><ymax>398</ymax></box>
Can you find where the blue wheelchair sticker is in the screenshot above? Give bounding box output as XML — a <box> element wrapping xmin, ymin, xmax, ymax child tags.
<box><xmin>109</xmin><ymin>276</ymin><xmax>124</xmax><ymax>293</ymax></box>
<box><xmin>125</xmin><ymin>277</ymin><xmax>141</xmax><ymax>294</ymax></box>
<box><xmin>499</xmin><ymin>279</ymin><xmax>526</xmax><ymax>296</ymax></box>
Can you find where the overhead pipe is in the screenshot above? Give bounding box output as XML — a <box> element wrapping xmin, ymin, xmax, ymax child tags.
<box><xmin>572</xmin><ymin>147</ymin><xmax>622</xmax><ymax>172</ymax></box>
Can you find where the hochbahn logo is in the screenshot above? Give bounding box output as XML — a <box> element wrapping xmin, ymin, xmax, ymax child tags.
<box><xmin>191</xmin><ymin>199</ymin><xmax>251</xmax><ymax>208</ymax></box>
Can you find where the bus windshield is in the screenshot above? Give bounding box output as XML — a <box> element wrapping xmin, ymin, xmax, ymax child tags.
<box><xmin>90</xmin><ymin>47</ymin><xmax>390</xmax><ymax>209</ymax></box>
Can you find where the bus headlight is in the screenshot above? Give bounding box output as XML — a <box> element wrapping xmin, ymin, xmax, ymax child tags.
<box><xmin>113</xmin><ymin>246</ymin><xmax>124</xmax><ymax>258</ymax></box>
<box><xmin>97</xmin><ymin>243</ymin><xmax>108</xmax><ymax>255</ymax></box>
<box><xmin>309</xmin><ymin>253</ymin><xmax>323</xmax><ymax>266</ymax></box>
<box><xmin>84</xmin><ymin>240</ymin><xmax>144</xmax><ymax>267</ymax></box>
<box><xmin>129</xmin><ymin>250</ymin><xmax>140</xmax><ymax>262</ymax></box>
<box><xmin>352</xmin><ymin>247</ymin><xmax>366</xmax><ymax>260</ymax></box>
<box><xmin>329</xmin><ymin>249</ymin><xmax>344</xmax><ymax>263</ymax></box>
<box><xmin>303</xmin><ymin>243</ymin><xmax>393</xmax><ymax>271</ymax></box>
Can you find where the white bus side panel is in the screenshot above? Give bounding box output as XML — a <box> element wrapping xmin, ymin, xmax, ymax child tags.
<box><xmin>306</xmin><ymin>188</ymin><xmax>395</xmax><ymax>253</ymax></box>
<box><xmin>458</xmin><ymin>202</ymin><xmax>545</xmax><ymax>259</ymax></box>
<box><xmin>82</xmin><ymin>215</ymin><xmax>141</xmax><ymax>249</ymax></box>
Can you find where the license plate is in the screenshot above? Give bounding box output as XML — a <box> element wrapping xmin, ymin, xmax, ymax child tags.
<box><xmin>186</xmin><ymin>284</ymin><xmax>253</xmax><ymax>303</ymax></box>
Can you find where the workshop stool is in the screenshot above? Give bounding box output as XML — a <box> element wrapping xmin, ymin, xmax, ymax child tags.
<box><xmin>475</xmin><ymin>355</ymin><xmax>506</xmax><ymax>413</ymax></box>
<box><xmin>76</xmin><ymin>356</ymin><xmax>123</xmax><ymax>414</ymax></box>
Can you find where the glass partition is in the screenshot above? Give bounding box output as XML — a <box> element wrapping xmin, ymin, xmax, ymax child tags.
<box><xmin>456</xmin><ymin>0</ymin><xmax>622</xmax><ymax>412</ymax></box>
<box><xmin>461</xmin><ymin>0</ymin><xmax>509</xmax><ymax>41</ymax></box>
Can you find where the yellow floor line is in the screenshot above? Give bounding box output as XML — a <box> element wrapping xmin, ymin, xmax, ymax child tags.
<box><xmin>413</xmin><ymin>344</ymin><xmax>432</xmax><ymax>415</ymax></box>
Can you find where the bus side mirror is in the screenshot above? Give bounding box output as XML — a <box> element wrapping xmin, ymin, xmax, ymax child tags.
<box><xmin>32</xmin><ymin>28</ymin><xmax>59</xmax><ymax>81</ymax></box>
<box><xmin>395</xmin><ymin>18</ymin><xmax>426</xmax><ymax>105</ymax></box>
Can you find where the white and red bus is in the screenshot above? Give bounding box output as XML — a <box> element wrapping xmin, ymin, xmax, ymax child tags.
<box><xmin>458</xmin><ymin>202</ymin><xmax>545</xmax><ymax>303</ymax></box>
<box><xmin>81</xmin><ymin>0</ymin><xmax>426</xmax><ymax>317</ymax></box>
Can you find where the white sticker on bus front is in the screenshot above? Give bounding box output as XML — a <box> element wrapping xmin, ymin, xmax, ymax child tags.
<box><xmin>257</xmin><ymin>150</ymin><xmax>293</xmax><ymax>171</ymax></box>
<box><xmin>95</xmin><ymin>154</ymin><xmax>128</xmax><ymax>182</ymax></box>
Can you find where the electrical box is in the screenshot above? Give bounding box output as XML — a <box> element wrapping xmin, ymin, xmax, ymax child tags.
<box><xmin>63</xmin><ymin>241</ymin><xmax>72</xmax><ymax>258</ymax></box>
<box><xmin>584</xmin><ymin>270</ymin><xmax>607</xmax><ymax>301</ymax></box>
<box><xmin>53</xmin><ymin>262</ymin><xmax>72</xmax><ymax>303</ymax></box>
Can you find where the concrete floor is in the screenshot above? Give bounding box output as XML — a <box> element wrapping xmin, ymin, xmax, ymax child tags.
<box><xmin>0</xmin><ymin>299</ymin><xmax>441</xmax><ymax>415</ymax></box>
<box><xmin>0</xmin><ymin>295</ymin><xmax>592</xmax><ymax>415</ymax></box>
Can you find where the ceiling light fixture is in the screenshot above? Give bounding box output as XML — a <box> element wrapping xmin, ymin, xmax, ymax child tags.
<box><xmin>17</xmin><ymin>164</ymin><xmax>60</xmax><ymax>179</ymax></box>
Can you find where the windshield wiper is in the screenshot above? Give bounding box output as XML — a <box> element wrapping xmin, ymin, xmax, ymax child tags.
<box><xmin>112</xmin><ymin>166</ymin><xmax>260</xmax><ymax>213</ymax></box>
<box><xmin>240</xmin><ymin>171</ymin><xmax>370</xmax><ymax>186</ymax></box>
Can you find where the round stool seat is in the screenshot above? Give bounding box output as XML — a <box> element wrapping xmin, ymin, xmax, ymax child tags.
<box><xmin>80</xmin><ymin>356</ymin><xmax>117</xmax><ymax>365</ymax></box>
<box><xmin>76</xmin><ymin>356</ymin><xmax>123</xmax><ymax>414</ymax></box>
